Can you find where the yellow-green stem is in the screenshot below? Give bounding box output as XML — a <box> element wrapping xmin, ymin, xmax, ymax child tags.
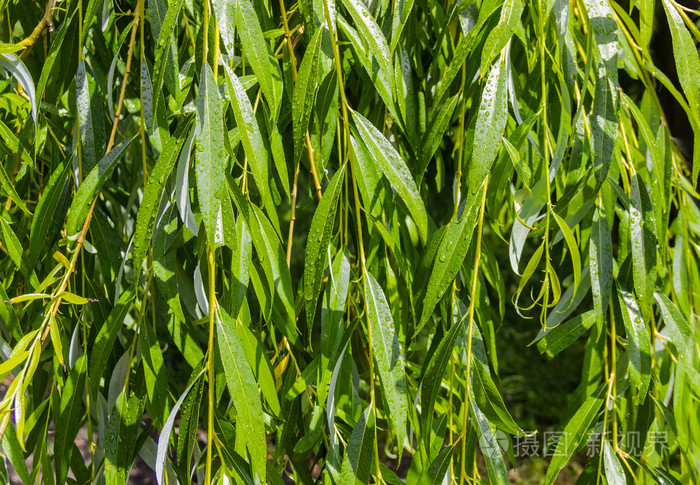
<box><xmin>205</xmin><ymin>245</ymin><xmax>217</xmax><ymax>485</ymax></box>
<box><xmin>459</xmin><ymin>175</ymin><xmax>489</xmax><ymax>484</ymax></box>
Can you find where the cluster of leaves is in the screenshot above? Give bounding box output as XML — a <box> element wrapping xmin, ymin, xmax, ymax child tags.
<box><xmin>0</xmin><ymin>0</ymin><xmax>698</xmax><ymax>483</ymax></box>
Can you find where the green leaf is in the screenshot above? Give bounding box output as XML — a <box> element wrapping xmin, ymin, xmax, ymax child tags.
<box><xmin>89</xmin><ymin>290</ymin><xmax>134</xmax><ymax>394</ymax></box>
<box><xmin>617</xmin><ymin>285</ymin><xmax>651</xmax><ymax>405</ymax></box>
<box><xmin>420</xmin><ymin>300</ymin><xmax>467</xmax><ymax>449</ymax></box>
<box><xmin>29</xmin><ymin>156</ymin><xmax>71</xmax><ymax>267</ymax></box>
<box><xmin>584</xmin><ymin>0</ymin><xmax>619</xmax><ymax>186</ymax></box>
<box><xmin>661</xmin><ymin>0</ymin><xmax>700</xmax><ymax>181</ymax></box>
<box><xmin>0</xmin><ymin>215</ymin><xmax>23</xmax><ymax>269</ymax></box>
<box><xmin>133</xmin><ymin>120</ymin><xmax>192</xmax><ymax>284</ymax></box>
<box><xmin>76</xmin><ymin>61</ymin><xmax>106</xmax><ymax>172</ymax></box>
<box><xmin>222</xmin><ymin>63</ymin><xmax>273</xmax><ymax>217</ymax></box>
<box><xmin>364</xmin><ymin>270</ymin><xmax>407</xmax><ymax>451</ymax></box>
<box><xmin>304</xmin><ymin>166</ymin><xmax>345</xmax><ymax>333</ymax></box>
<box><xmin>629</xmin><ymin>173</ymin><xmax>657</xmax><ymax>319</ymax></box>
<box><xmin>590</xmin><ymin>206</ymin><xmax>613</xmax><ymax>328</ymax></box>
<box><xmin>140</xmin><ymin>320</ymin><xmax>169</xmax><ymax>427</ymax></box>
<box><xmin>480</xmin><ymin>0</ymin><xmax>523</xmax><ymax>75</ymax></box>
<box><xmin>217</xmin><ymin>307</ymin><xmax>267</xmax><ymax>481</ymax></box>
<box><xmin>537</xmin><ymin>311</ymin><xmax>597</xmax><ymax>357</ymax></box>
<box><xmin>340</xmin><ymin>0</ymin><xmax>395</xmax><ymax>102</ymax></box>
<box><xmin>156</xmin><ymin>370</ymin><xmax>203</xmax><ymax>485</ymax></box>
<box><xmin>654</xmin><ymin>291</ymin><xmax>695</xmax><ymax>365</ymax></box>
<box><xmin>236</xmin><ymin>320</ymin><xmax>281</xmax><ymax>416</ymax></box>
<box><xmin>65</xmin><ymin>136</ymin><xmax>136</xmax><ymax>237</ymax></box>
<box><xmin>1</xmin><ymin>425</ymin><xmax>30</xmax><ymax>484</ymax></box>
<box><xmin>249</xmin><ymin>203</ymin><xmax>298</xmax><ymax>345</ymax></box>
<box><xmin>212</xmin><ymin>0</ymin><xmax>237</xmax><ymax>57</ymax></box>
<box><xmin>236</xmin><ymin>0</ymin><xmax>284</xmax><ymax>118</ymax></box>
<box><xmin>230</xmin><ymin>216</ymin><xmax>251</xmax><ymax>320</ymax></box>
<box><xmin>468</xmin><ymin>53</ymin><xmax>508</xmax><ymax>196</ymax></box>
<box><xmin>603</xmin><ymin>440</ymin><xmax>627</xmax><ymax>485</ymax></box>
<box><xmin>417</xmin><ymin>94</ymin><xmax>459</xmax><ymax>185</ymax></box>
<box><xmin>0</xmin><ymin>153</ymin><xmax>30</xmax><ymax>214</ymax></box>
<box><xmin>339</xmin><ymin>406</ymin><xmax>375</xmax><ymax>485</ymax></box>
<box><xmin>389</xmin><ymin>0</ymin><xmax>416</xmax><ymax>53</ymax></box>
<box><xmin>413</xmin><ymin>193</ymin><xmax>481</xmax><ymax>332</ymax></box>
<box><xmin>470</xmin><ymin>354</ymin><xmax>524</xmax><ymax>436</ymax></box>
<box><xmin>53</xmin><ymin>355</ymin><xmax>86</xmax><ymax>485</ymax></box>
<box><xmin>0</xmin><ymin>118</ymin><xmax>32</xmax><ymax>167</ymax></box>
<box><xmin>0</xmin><ymin>53</ymin><xmax>36</xmax><ymax>130</ymax></box>
<box><xmin>292</xmin><ymin>26</ymin><xmax>324</xmax><ymax>164</ymax></box>
<box><xmin>469</xmin><ymin>399</ymin><xmax>509</xmax><ymax>484</ymax></box>
<box><xmin>196</xmin><ymin>63</ymin><xmax>235</xmax><ymax>249</ymax></box>
<box><xmin>552</xmin><ymin>210</ymin><xmax>581</xmax><ymax>297</ymax></box>
<box><xmin>319</xmin><ymin>250</ymin><xmax>351</xmax><ymax>401</ymax></box>
<box><xmin>152</xmin><ymin>0</ymin><xmax>185</xmax><ymax>115</ymax></box>
<box><xmin>418</xmin><ymin>444</ymin><xmax>454</xmax><ymax>485</ymax></box>
<box><xmin>105</xmin><ymin>367</ymin><xmax>147</xmax><ymax>485</ymax></box>
<box><xmin>543</xmin><ymin>386</ymin><xmax>605</xmax><ymax>485</ymax></box>
<box><xmin>351</xmin><ymin>109</ymin><xmax>428</xmax><ymax>242</ymax></box>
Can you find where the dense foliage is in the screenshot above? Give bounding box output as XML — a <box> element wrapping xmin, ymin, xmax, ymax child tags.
<box><xmin>0</xmin><ymin>0</ymin><xmax>698</xmax><ymax>482</ymax></box>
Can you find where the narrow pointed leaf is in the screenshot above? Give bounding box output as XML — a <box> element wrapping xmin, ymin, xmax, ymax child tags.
<box><xmin>351</xmin><ymin>109</ymin><xmax>427</xmax><ymax>241</ymax></box>
<box><xmin>236</xmin><ymin>0</ymin><xmax>283</xmax><ymax>117</ymax></box>
<box><xmin>339</xmin><ymin>406</ymin><xmax>375</xmax><ymax>485</ymax></box>
<box><xmin>196</xmin><ymin>63</ymin><xmax>235</xmax><ymax>249</ymax></box>
<box><xmin>364</xmin><ymin>270</ymin><xmax>407</xmax><ymax>450</ymax></box>
<box><xmin>217</xmin><ymin>307</ymin><xmax>267</xmax><ymax>481</ymax></box>
<box><xmin>65</xmin><ymin>136</ymin><xmax>136</xmax><ymax>237</ymax></box>
<box><xmin>304</xmin><ymin>166</ymin><xmax>345</xmax><ymax>333</ymax></box>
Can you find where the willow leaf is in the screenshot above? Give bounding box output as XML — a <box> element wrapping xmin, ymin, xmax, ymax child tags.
<box><xmin>418</xmin><ymin>444</ymin><xmax>454</xmax><ymax>485</ymax></box>
<box><xmin>156</xmin><ymin>372</ymin><xmax>202</xmax><ymax>485</ymax></box>
<box><xmin>319</xmin><ymin>250</ymin><xmax>351</xmax><ymax>402</ymax></box>
<box><xmin>217</xmin><ymin>307</ymin><xmax>267</xmax><ymax>481</ymax></box>
<box><xmin>212</xmin><ymin>0</ymin><xmax>236</xmax><ymax>57</ymax></box>
<box><xmin>340</xmin><ymin>0</ymin><xmax>395</xmax><ymax>96</ymax></box>
<box><xmin>152</xmin><ymin>0</ymin><xmax>185</xmax><ymax>114</ymax></box>
<box><xmin>654</xmin><ymin>291</ymin><xmax>695</xmax><ymax>364</ymax></box>
<box><xmin>661</xmin><ymin>0</ymin><xmax>700</xmax><ymax>177</ymax></box>
<box><xmin>0</xmin><ymin>216</ymin><xmax>22</xmax><ymax>269</ymax></box>
<box><xmin>414</xmin><ymin>193</ymin><xmax>481</xmax><ymax>332</ymax></box>
<box><xmin>339</xmin><ymin>406</ymin><xmax>375</xmax><ymax>485</ymax></box>
<box><xmin>133</xmin><ymin>120</ymin><xmax>192</xmax><ymax>285</ymax></box>
<box><xmin>469</xmin><ymin>399</ymin><xmax>509</xmax><ymax>484</ymax></box>
<box><xmin>230</xmin><ymin>216</ymin><xmax>251</xmax><ymax>320</ymax></box>
<box><xmin>417</xmin><ymin>94</ymin><xmax>459</xmax><ymax>185</ymax></box>
<box><xmin>222</xmin><ymin>63</ymin><xmax>271</xmax><ymax>213</ymax></box>
<box><xmin>468</xmin><ymin>54</ymin><xmax>508</xmax><ymax>196</ymax></box>
<box><xmin>304</xmin><ymin>166</ymin><xmax>345</xmax><ymax>334</ymax></box>
<box><xmin>603</xmin><ymin>440</ymin><xmax>627</xmax><ymax>485</ymax></box>
<box><xmin>140</xmin><ymin>317</ymin><xmax>169</xmax><ymax>426</ymax></box>
<box><xmin>0</xmin><ymin>53</ymin><xmax>36</xmax><ymax>131</ymax></box>
<box><xmin>480</xmin><ymin>0</ymin><xmax>523</xmax><ymax>75</ymax></box>
<box><xmin>236</xmin><ymin>0</ymin><xmax>283</xmax><ymax>118</ymax></box>
<box><xmin>543</xmin><ymin>386</ymin><xmax>605</xmax><ymax>485</ymax></box>
<box><xmin>195</xmin><ymin>63</ymin><xmax>235</xmax><ymax>249</ymax></box>
<box><xmin>537</xmin><ymin>310</ymin><xmax>597</xmax><ymax>357</ymax></box>
<box><xmin>351</xmin><ymin>109</ymin><xmax>427</xmax><ymax>242</ymax></box>
<box><xmin>617</xmin><ymin>285</ymin><xmax>651</xmax><ymax>405</ymax></box>
<box><xmin>629</xmin><ymin>173</ymin><xmax>657</xmax><ymax>319</ymax></box>
<box><xmin>65</xmin><ymin>136</ymin><xmax>136</xmax><ymax>237</ymax></box>
<box><xmin>364</xmin><ymin>270</ymin><xmax>407</xmax><ymax>451</ymax></box>
<box><xmin>76</xmin><ymin>61</ymin><xmax>105</xmax><ymax>172</ymax></box>
<box><xmin>53</xmin><ymin>355</ymin><xmax>86</xmax><ymax>485</ymax></box>
<box><xmin>590</xmin><ymin>206</ymin><xmax>613</xmax><ymax>328</ymax></box>
<box><xmin>420</xmin><ymin>301</ymin><xmax>467</xmax><ymax>450</ymax></box>
<box><xmin>293</xmin><ymin>26</ymin><xmax>323</xmax><ymax>164</ymax></box>
<box><xmin>584</xmin><ymin>0</ymin><xmax>619</xmax><ymax>186</ymax></box>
